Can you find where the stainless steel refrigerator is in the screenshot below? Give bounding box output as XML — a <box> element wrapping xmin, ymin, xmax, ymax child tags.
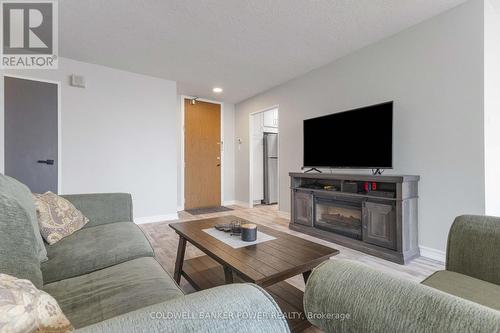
<box><xmin>263</xmin><ymin>132</ymin><xmax>278</xmax><ymax>205</ymax></box>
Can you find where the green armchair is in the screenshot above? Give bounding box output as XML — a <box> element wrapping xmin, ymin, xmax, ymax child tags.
<box><xmin>304</xmin><ymin>215</ymin><xmax>500</xmax><ymax>332</ymax></box>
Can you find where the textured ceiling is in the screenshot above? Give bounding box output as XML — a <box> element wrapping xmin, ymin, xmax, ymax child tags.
<box><xmin>59</xmin><ymin>0</ymin><xmax>466</xmax><ymax>103</ymax></box>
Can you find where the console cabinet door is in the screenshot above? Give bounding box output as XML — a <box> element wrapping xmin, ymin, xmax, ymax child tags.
<box><xmin>362</xmin><ymin>201</ymin><xmax>396</xmax><ymax>250</ymax></box>
<box><xmin>294</xmin><ymin>190</ymin><xmax>312</xmax><ymax>226</ymax></box>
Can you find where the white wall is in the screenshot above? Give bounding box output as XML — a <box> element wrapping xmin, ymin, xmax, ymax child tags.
<box><xmin>0</xmin><ymin>58</ymin><xmax>178</xmax><ymax>220</ymax></box>
<box><xmin>484</xmin><ymin>0</ymin><xmax>500</xmax><ymax>215</ymax></box>
<box><xmin>235</xmin><ymin>0</ymin><xmax>485</xmax><ymax>253</ymax></box>
<box><xmin>176</xmin><ymin>98</ymin><xmax>236</xmax><ymax>209</ymax></box>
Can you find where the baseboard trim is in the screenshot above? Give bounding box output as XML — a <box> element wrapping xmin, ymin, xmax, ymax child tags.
<box><xmin>277</xmin><ymin>210</ymin><xmax>291</xmax><ymax>220</ymax></box>
<box><xmin>419</xmin><ymin>245</ymin><xmax>446</xmax><ymax>263</ymax></box>
<box><xmin>233</xmin><ymin>200</ymin><xmax>251</xmax><ymax>208</ymax></box>
<box><xmin>222</xmin><ymin>200</ymin><xmax>237</xmax><ymax>206</ymax></box>
<box><xmin>177</xmin><ymin>206</ymin><xmax>184</xmax><ymax>212</ymax></box>
<box><xmin>134</xmin><ymin>213</ymin><xmax>179</xmax><ymax>224</ymax></box>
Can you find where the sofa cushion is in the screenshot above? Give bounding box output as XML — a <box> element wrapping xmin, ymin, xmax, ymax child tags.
<box><xmin>43</xmin><ymin>257</ymin><xmax>184</xmax><ymax>329</ymax></box>
<box><xmin>0</xmin><ymin>194</ymin><xmax>44</xmax><ymax>288</ymax></box>
<box><xmin>42</xmin><ymin>222</ymin><xmax>154</xmax><ymax>283</ymax></box>
<box><xmin>422</xmin><ymin>270</ymin><xmax>500</xmax><ymax>311</ymax></box>
<box><xmin>62</xmin><ymin>193</ymin><xmax>133</xmax><ymax>228</ymax></box>
<box><xmin>0</xmin><ymin>174</ymin><xmax>47</xmax><ymax>263</ymax></box>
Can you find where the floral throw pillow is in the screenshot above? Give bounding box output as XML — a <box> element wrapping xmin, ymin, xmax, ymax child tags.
<box><xmin>0</xmin><ymin>273</ymin><xmax>73</xmax><ymax>333</ymax></box>
<box><xmin>32</xmin><ymin>192</ymin><xmax>89</xmax><ymax>245</ymax></box>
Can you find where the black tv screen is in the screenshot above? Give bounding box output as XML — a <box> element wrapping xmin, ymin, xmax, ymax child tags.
<box><xmin>303</xmin><ymin>102</ymin><xmax>393</xmax><ymax>169</ymax></box>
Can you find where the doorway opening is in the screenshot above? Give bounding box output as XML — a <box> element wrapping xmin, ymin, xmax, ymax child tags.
<box><xmin>4</xmin><ymin>75</ymin><xmax>61</xmax><ymax>193</ymax></box>
<box><xmin>182</xmin><ymin>96</ymin><xmax>225</xmax><ymax>210</ymax></box>
<box><xmin>249</xmin><ymin>106</ymin><xmax>279</xmax><ymax>208</ymax></box>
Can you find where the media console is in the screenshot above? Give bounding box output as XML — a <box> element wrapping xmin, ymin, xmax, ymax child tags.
<box><xmin>289</xmin><ymin>172</ymin><xmax>420</xmax><ymax>264</ymax></box>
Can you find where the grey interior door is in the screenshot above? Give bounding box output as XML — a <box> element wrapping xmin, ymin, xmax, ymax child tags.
<box><xmin>4</xmin><ymin>76</ymin><xmax>58</xmax><ymax>193</ymax></box>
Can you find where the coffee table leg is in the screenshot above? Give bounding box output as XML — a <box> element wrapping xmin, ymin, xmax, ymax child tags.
<box><xmin>223</xmin><ymin>266</ymin><xmax>234</xmax><ymax>284</ymax></box>
<box><xmin>302</xmin><ymin>270</ymin><xmax>312</xmax><ymax>284</ymax></box>
<box><xmin>173</xmin><ymin>236</ymin><xmax>187</xmax><ymax>284</ymax></box>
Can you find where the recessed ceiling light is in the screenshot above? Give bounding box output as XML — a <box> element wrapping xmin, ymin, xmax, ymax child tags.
<box><xmin>213</xmin><ymin>87</ymin><xmax>223</xmax><ymax>93</ymax></box>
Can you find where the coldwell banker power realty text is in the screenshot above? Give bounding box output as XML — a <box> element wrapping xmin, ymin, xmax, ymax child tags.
<box><xmin>1</xmin><ymin>1</ymin><xmax>58</xmax><ymax>69</ymax></box>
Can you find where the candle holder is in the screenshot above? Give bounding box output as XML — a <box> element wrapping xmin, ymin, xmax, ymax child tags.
<box><xmin>241</xmin><ymin>223</ymin><xmax>257</xmax><ymax>242</ymax></box>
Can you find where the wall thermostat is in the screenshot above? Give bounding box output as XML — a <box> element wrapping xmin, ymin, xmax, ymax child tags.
<box><xmin>70</xmin><ymin>74</ymin><xmax>86</xmax><ymax>88</ymax></box>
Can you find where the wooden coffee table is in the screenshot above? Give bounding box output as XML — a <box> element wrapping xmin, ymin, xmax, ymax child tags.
<box><xmin>170</xmin><ymin>215</ymin><xmax>339</xmax><ymax>332</ymax></box>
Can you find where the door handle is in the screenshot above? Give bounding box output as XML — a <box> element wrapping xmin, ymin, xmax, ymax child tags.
<box><xmin>37</xmin><ymin>159</ymin><xmax>54</xmax><ymax>165</ymax></box>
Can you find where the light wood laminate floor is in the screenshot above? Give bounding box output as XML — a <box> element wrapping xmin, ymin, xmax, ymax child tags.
<box><xmin>140</xmin><ymin>204</ymin><xmax>444</xmax><ymax>332</ymax></box>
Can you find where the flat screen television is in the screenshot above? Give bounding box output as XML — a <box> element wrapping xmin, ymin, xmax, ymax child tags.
<box><xmin>303</xmin><ymin>101</ymin><xmax>393</xmax><ymax>169</ymax></box>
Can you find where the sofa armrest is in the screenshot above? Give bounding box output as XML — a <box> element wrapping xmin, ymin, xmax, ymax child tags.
<box><xmin>304</xmin><ymin>260</ymin><xmax>500</xmax><ymax>333</ymax></box>
<box><xmin>75</xmin><ymin>283</ymin><xmax>290</xmax><ymax>333</ymax></box>
<box><xmin>62</xmin><ymin>193</ymin><xmax>133</xmax><ymax>228</ymax></box>
<box><xmin>446</xmin><ymin>215</ymin><xmax>500</xmax><ymax>285</ymax></box>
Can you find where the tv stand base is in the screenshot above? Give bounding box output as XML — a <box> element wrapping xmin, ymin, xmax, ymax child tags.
<box><xmin>289</xmin><ymin>172</ymin><xmax>420</xmax><ymax>264</ymax></box>
<box><xmin>290</xmin><ymin>223</ymin><xmax>419</xmax><ymax>264</ymax></box>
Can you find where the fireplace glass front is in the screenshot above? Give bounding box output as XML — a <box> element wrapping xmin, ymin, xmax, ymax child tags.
<box><xmin>314</xmin><ymin>197</ymin><xmax>362</xmax><ymax>240</ymax></box>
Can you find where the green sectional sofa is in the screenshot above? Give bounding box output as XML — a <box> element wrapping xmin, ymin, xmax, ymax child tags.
<box><xmin>304</xmin><ymin>215</ymin><xmax>500</xmax><ymax>332</ymax></box>
<box><xmin>0</xmin><ymin>174</ymin><xmax>290</xmax><ymax>332</ymax></box>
